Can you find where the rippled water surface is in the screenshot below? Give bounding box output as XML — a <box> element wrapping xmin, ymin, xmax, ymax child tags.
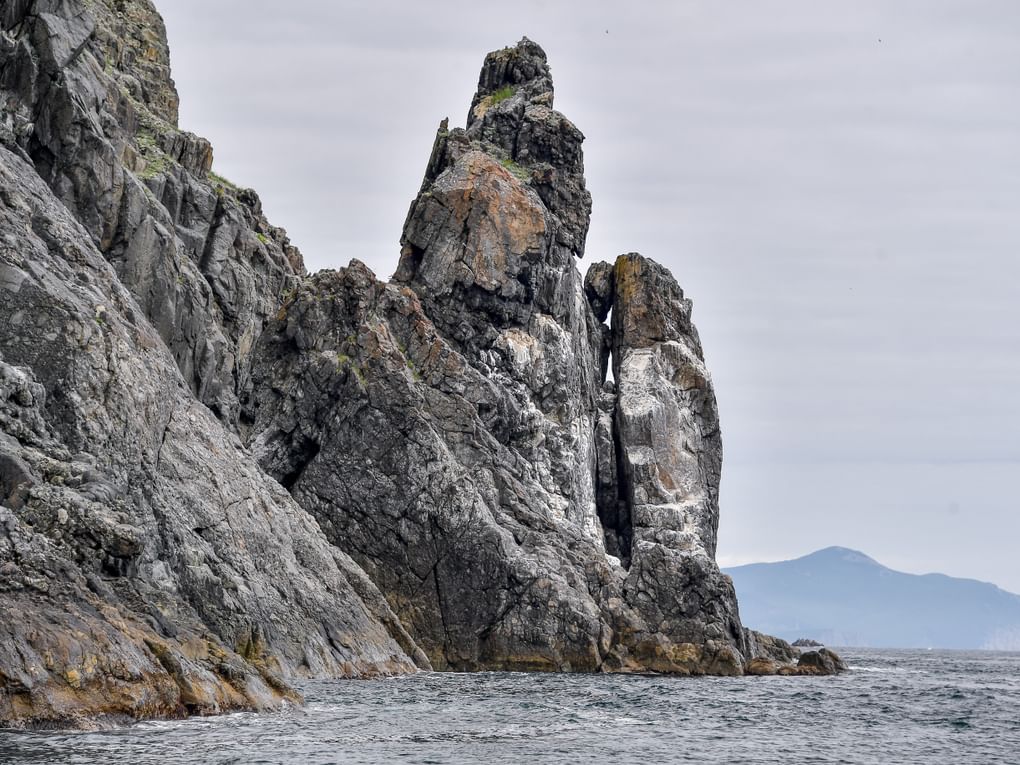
<box><xmin>2</xmin><ymin>649</ymin><xmax>1018</xmax><ymax>764</ymax></box>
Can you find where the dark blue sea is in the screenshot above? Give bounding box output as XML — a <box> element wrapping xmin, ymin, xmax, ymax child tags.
<box><xmin>1</xmin><ymin>649</ymin><xmax>1017</xmax><ymax>764</ymax></box>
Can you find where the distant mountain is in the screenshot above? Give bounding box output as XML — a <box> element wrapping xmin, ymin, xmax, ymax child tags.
<box><xmin>724</xmin><ymin>547</ymin><xmax>1020</xmax><ymax>650</ymax></box>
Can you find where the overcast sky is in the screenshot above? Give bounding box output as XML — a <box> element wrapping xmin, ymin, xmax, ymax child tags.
<box><xmin>160</xmin><ymin>1</ymin><xmax>1019</xmax><ymax>592</ymax></box>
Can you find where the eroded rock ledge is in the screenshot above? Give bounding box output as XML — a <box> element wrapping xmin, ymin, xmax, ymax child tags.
<box><xmin>0</xmin><ymin>4</ymin><xmax>841</xmax><ymax>729</ymax></box>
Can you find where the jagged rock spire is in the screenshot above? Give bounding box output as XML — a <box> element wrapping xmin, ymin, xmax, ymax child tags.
<box><xmin>398</xmin><ymin>37</ymin><xmax>590</xmax><ymax>264</ymax></box>
<box><xmin>467</xmin><ymin>37</ymin><xmax>554</xmax><ymax>127</ymax></box>
<box><xmin>391</xmin><ymin>38</ymin><xmax>605</xmax><ymax>550</ymax></box>
<box><xmin>258</xmin><ymin>37</ymin><xmax>826</xmax><ymax>679</ymax></box>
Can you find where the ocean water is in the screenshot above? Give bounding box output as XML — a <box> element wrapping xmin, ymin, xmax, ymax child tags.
<box><xmin>1</xmin><ymin>649</ymin><xmax>1017</xmax><ymax>764</ymax></box>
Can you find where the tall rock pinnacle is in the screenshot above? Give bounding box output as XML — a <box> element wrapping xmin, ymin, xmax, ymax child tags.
<box><xmin>392</xmin><ymin>38</ymin><xmax>604</xmax><ymax>555</ymax></box>
<box><xmin>467</xmin><ymin>37</ymin><xmax>554</xmax><ymax>123</ymax></box>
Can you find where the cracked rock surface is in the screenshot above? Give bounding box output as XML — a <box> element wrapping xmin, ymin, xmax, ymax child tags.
<box><xmin>2</xmin><ymin>0</ymin><xmax>303</xmax><ymax>428</ymax></box>
<box><xmin>1</xmin><ymin>4</ymin><xmax>838</xmax><ymax>729</ymax></box>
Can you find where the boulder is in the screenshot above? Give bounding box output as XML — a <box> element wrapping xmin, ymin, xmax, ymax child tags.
<box><xmin>796</xmin><ymin>648</ymin><xmax>849</xmax><ymax>675</ymax></box>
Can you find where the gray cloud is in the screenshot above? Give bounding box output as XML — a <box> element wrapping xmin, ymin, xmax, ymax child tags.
<box><xmin>160</xmin><ymin>0</ymin><xmax>1020</xmax><ymax>590</ymax></box>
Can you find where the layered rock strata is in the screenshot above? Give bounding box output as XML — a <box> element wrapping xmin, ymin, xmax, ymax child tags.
<box><xmin>0</xmin><ymin>2</ymin><xmax>839</xmax><ymax>729</ymax></box>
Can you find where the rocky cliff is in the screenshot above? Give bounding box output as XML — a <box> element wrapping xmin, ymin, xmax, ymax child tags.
<box><xmin>0</xmin><ymin>0</ymin><xmax>416</xmax><ymax>728</ymax></box>
<box><xmin>0</xmin><ymin>0</ymin><xmax>837</xmax><ymax>729</ymax></box>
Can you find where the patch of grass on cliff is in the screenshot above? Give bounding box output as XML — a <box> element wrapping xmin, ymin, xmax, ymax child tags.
<box><xmin>490</xmin><ymin>85</ymin><xmax>515</xmax><ymax>104</ymax></box>
<box><xmin>404</xmin><ymin>356</ymin><xmax>422</xmax><ymax>382</ymax></box>
<box><xmin>208</xmin><ymin>170</ymin><xmax>239</xmax><ymax>195</ymax></box>
<box><xmin>120</xmin><ymin>82</ymin><xmax>176</xmax><ymax>137</ymax></box>
<box><xmin>500</xmin><ymin>157</ymin><xmax>531</xmax><ymax>182</ymax></box>
<box><xmin>335</xmin><ymin>353</ymin><xmax>367</xmax><ymax>385</ymax></box>
<box><xmin>135</xmin><ymin>131</ymin><xmax>171</xmax><ymax>179</ymax></box>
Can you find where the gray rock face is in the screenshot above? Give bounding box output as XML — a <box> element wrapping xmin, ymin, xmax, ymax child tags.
<box><xmin>249</xmin><ymin>40</ymin><xmax>615</xmax><ymax>672</ymax></box>
<box><xmin>0</xmin><ymin>8</ymin><xmax>841</xmax><ymax>728</ymax></box>
<box><xmin>0</xmin><ymin>140</ymin><xmax>414</xmax><ymax>727</ymax></box>
<box><xmin>607</xmin><ymin>253</ymin><xmax>740</xmax><ymax>647</ymax></box>
<box><xmin>250</xmin><ymin>260</ymin><xmax>614</xmax><ymax>671</ymax></box>
<box><xmin>393</xmin><ymin>39</ymin><xmax>605</xmax><ymax>556</ymax></box>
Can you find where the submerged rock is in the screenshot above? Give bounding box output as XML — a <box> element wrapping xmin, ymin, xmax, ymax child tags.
<box><xmin>0</xmin><ymin>3</ymin><xmax>842</xmax><ymax>729</ymax></box>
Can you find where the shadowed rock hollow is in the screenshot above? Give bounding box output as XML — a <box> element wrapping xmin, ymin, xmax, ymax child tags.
<box><xmin>0</xmin><ymin>3</ymin><xmax>840</xmax><ymax>729</ymax></box>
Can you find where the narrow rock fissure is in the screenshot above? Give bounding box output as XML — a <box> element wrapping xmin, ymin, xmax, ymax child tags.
<box><xmin>280</xmin><ymin>438</ymin><xmax>320</xmax><ymax>491</ymax></box>
<box><xmin>592</xmin><ymin>314</ymin><xmax>633</xmax><ymax>567</ymax></box>
<box><xmin>611</xmin><ymin>404</ymin><xmax>633</xmax><ymax>568</ymax></box>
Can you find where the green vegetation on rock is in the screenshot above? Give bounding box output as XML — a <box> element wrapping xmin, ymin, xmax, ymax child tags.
<box><xmin>500</xmin><ymin>157</ymin><xmax>531</xmax><ymax>182</ymax></box>
<box><xmin>491</xmin><ymin>85</ymin><xmax>515</xmax><ymax>104</ymax></box>
<box><xmin>208</xmin><ymin>170</ymin><xmax>239</xmax><ymax>195</ymax></box>
<box><xmin>135</xmin><ymin>130</ymin><xmax>171</xmax><ymax>179</ymax></box>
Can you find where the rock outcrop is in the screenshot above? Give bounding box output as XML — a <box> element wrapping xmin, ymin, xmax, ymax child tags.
<box><xmin>0</xmin><ymin>3</ymin><xmax>840</xmax><ymax>729</ymax></box>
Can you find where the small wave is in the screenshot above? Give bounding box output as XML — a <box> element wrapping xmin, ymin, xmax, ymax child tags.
<box><xmin>847</xmin><ymin>666</ymin><xmax>924</xmax><ymax>674</ymax></box>
<box><xmin>606</xmin><ymin>717</ymin><xmax>655</xmax><ymax>727</ymax></box>
<box><xmin>131</xmin><ymin>720</ymin><xmax>186</xmax><ymax>731</ymax></box>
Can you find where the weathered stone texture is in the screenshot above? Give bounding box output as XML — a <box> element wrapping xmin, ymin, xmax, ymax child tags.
<box><xmin>0</xmin><ymin>2</ymin><xmax>415</xmax><ymax>727</ymax></box>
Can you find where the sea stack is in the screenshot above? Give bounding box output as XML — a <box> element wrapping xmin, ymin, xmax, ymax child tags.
<box><xmin>0</xmin><ymin>1</ymin><xmax>838</xmax><ymax>729</ymax></box>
